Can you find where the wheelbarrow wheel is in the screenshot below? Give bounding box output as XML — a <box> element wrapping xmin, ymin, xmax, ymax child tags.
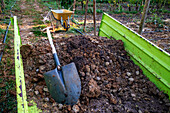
<box><xmin>63</xmin><ymin>20</ymin><xmax>69</xmax><ymax>31</ymax></box>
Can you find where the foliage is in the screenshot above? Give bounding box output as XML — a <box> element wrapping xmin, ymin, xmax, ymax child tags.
<box><xmin>96</xmin><ymin>9</ymin><xmax>103</xmax><ymax>13</ymax></box>
<box><xmin>157</xmin><ymin>8</ymin><xmax>170</xmax><ymax>13</ymax></box>
<box><xmin>38</xmin><ymin>0</ymin><xmax>59</xmax><ymax>10</ymax></box>
<box><xmin>145</xmin><ymin>13</ymin><xmax>164</xmax><ymax>28</ymax></box>
<box><xmin>60</xmin><ymin>0</ymin><xmax>74</xmax><ymax>9</ymax></box>
<box><xmin>96</xmin><ymin>0</ymin><xmax>109</xmax><ymax>3</ymax></box>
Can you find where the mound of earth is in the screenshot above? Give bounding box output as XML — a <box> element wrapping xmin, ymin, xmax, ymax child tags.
<box><xmin>21</xmin><ymin>35</ymin><xmax>170</xmax><ymax>113</ymax></box>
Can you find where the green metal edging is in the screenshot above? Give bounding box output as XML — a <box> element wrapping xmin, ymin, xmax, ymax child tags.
<box><xmin>14</xmin><ymin>16</ymin><xmax>41</xmax><ymax>113</ymax></box>
<box><xmin>99</xmin><ymin>13</ymin><xmax>170</xmax><ymax>98</ymax></box>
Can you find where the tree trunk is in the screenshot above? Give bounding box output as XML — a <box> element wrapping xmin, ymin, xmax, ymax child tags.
<box><xmin>138</xmin><ymin>0</ymin><xmax>150</xmax><ymax>34</ymax></box>
<box><xmin>129</xmin><ymin>5</ymin><xmax>131</xmax><ymax>11</ymax></box>
<box><xmin>93</xmin><ymin>0</ymin><xmax>96</xmax><ymax>36</ymax></box>
<box><xmin>83</xmin><ymin>0</ymin><xmax>89</xmax><ymax>32</ymax></box>
<box><xmin>73</xmin><ymin>0</ymin><xmax>76</xmax><ymax>19</ymax></box>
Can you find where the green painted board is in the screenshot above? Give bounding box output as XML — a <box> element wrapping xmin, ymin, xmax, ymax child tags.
<box><xmin>14</xmin><ymin>16</ymin><xmax>29</xmax><ymax>113</ymax></box>
<box><xmin>14</xmin><ymin>16</ymin><xmax>41</xmax><ymax>113</ymax></box>
<box><xmin>99</xmin><ymin>13</ymin><xmax>170</xmax><ymax>98</ymax></box>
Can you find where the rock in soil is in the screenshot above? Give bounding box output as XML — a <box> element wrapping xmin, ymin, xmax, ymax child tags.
<box><xmin>87</xmin><ymin>78</ymin><xmax>101</xmax><ymax>98</ymax></box>
<box><xmin>22</xmin><ymin>35</ymin><xmax>169</xmax><ymax>112</ymax></box>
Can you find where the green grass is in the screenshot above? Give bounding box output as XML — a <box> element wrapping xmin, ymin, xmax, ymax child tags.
<box><xmin>2</xmin><ymin>0</ymin><xmax>21</xmax><ymax>16</ymax></box>
<box><xmin>13</xmin><ymin>3</ymin><xmax>21</xmax><ymax>12</ymax></box>
<box><xmin>38</xmin><ymin>0</ymin><xmax>60</xmax><ymax>10</ymax></box>
<box><xmin>0</xmin><ymin>28</ymin><xmax>5</xmax><ymax>37</ymax></box>
<box><xmin>31</xmin><ymin>25</ymin><xmax>47</xmax><ymax>37</ymax></box>
<box><xmin>0</xmin><ymin>28</ymin><xmax>16</xmax><ymax>113</ymax></box>
<box><xmin>0</xmin><ymin>78</ymin><xmax>16</xmax><ymax>112</ymax></box>
<box><xmin>124</xmin><ymin>11</ymin><xmax>138</xmax><ymax>14</ymax></box>
<box><xmin>23</xmin><ymin>10</ymin><xmax>31</xmax><ymax>15</ymax></box>
<box><xmin>108</xmin><ymin>10</ymin><xmax>138</xmax><ymax>14</ymax></box>
<box><xmin>75</xmin><ymin>9</ymin><xmax>94</xmax><ymax>15</ymax></box>
<box><xmin>33</xmin><ymin>19</ymin><xmax>44</xmax><ymax>24</ymax></box>
<box><xmin>31</xmin><ymin>11</ymin><xmax>44</xmax><ymax>25</ymax></box>
<box><xmin>66</xmin><ymin>27</ymin><xmax>84</xmax><ymax>34</ymax></box>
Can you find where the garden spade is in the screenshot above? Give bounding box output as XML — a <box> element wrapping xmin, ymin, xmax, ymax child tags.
<box><xmin>43</xmin><ymin>28</ymin><xmax>81</xmax><ymax>105</ymax></box>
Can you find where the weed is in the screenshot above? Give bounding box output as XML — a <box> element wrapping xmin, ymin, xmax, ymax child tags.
<box><xmin>66</xmin><ymin>27</ymin><xmax>84</xmax><ymax>35</ymax></box>
<box><xmin>30</xmin><ymin>8</ymin><xmax>36</xmax><ymax>13</ymax></box>
<box><xmin>146</xmin><ymin>14</ymin><xmax>163</xmax><ymax>26</ymax></box>
<box><xmin>86</xmin><ymin>26</ymin><xmax>94</xmax><ymax>33</ymax></box>
<box><xmin>0</xmin><ymin>28</ymin><xmax>5</xmax><ymax>36</ymax></box>
<box><xmin>33</xmin><ymin>19</ymin><xmax>44</xmax><ymax>25</ymax></box>
<box><xmin>0</xmin><ymin>26</ymin><xmax>16</xmax><ymax>113</ymax></box>
<box><xmin>0</xmin><ymin>77</ymin><xmax>16</xmax><ymax>112</ymax></box>
<box><xmin>23</xmin><ymin>10</ymin><xmax>31</xmax><ymax>15</ymax></box>
<box><xmin>31</xmin><ymin>25</ymin><xmax>47</xmax><ymax>37</ymax></box>
<box><xmin>66</xmin><ymin>28</ymin><xmax>78</xmax><ymax>34</ymax></box>
<box><xmin>124</xmin><ymin>11</ymin><xmax>138</xmax><ymax>14</ymax></box>
<box><xmin>6</xmin><ymin>49</ymin><xmax>13</xmax><ymax>55</ymax></box>
<box><xmin>75</xmin><ymin>10</ymin><xmax>85</xmax><ymax>15</ymax></box>
<box><xmin>96</xmin><ymin>9</ymin><xmax>103</xmax><ymax>13</ymax></box>
<box><xmin>158</xmin><ymin>9</ymin><xmax>170</xmax><ymax>13</ymax></box>
<box><xmin>38</xmin><ymin>0</ymin><xmax>59</xmax><ymax>10</ymax></box>
<box><xmin>14</xmin><ymin>3</ymin><xmax>21</xmax><ymax>12</ymax></box>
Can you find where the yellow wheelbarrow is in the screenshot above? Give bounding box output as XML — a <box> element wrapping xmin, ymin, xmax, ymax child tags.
<box><xmin>51</xmin><ymin>9</ymin><xmax>73</xmax><ymax>31</ymax></box>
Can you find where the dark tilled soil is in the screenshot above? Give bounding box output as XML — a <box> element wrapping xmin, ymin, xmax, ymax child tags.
<box><xmin>21</xmin><ymin>35</ymin><xmax>170</xmax><ymax>113</ymax></box>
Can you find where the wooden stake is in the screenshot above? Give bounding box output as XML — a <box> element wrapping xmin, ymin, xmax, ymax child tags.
<box><xmin>83</xmin><ymin>0</ymin><xmax>89</xmax><ymax>32</ymax></box>
<box><xmin>93</xmin><ymin>0</ymin><xmax>96</xmax><ymax>36</ymax></box>
<box><xmin>73</xmin><ymin>0</ymin><xmax>76</xmax><ymax>19</ymax></box>
<box><xmin>138</xmin><ymin>0</ymin><xmax>151</xmax><ymax>34</ymax></box>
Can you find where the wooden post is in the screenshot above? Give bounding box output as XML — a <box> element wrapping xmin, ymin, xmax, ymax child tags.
<box><xmin>0</xmin><ymin>6</ymin><xmax>1</xmax><ymax>13</ymax></box>
<box><xmin>73</xmin><ymin>0</ymin><xmax>76</xmax><ymax>19</ymax></box>
<box><xmin>83</xmin><ymin>0</ymin><xmax>89</xmax><ymax>32</ymax></box>
<box><xmin>138</xmin><ymin>0</ymin><xmax>151</xmax><ymax>34</ymax></box>
<box><xmin>93</xmin><ymin>0</ymin><xmax>96</xmax><ymax>36</ymax></box>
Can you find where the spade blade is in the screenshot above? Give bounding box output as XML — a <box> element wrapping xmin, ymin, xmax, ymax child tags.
<box><xmin>44</xmin><ymin>68</ymin><xmax>67</xmax><ymax>103</ymax></box>
<box><xmin>62</xmin><ymin>62</ymin><xmax>81</xmax><ymax>105</ymax></box>
<box><xmin>43</xmin><ymin>62</ymin><xmax>81</xmax><ymax>105</ymax></box>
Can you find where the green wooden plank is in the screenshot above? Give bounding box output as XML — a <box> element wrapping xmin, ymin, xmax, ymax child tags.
<box><xmin>28</xmin><ymin>100</ymin><xmax>42</xmax><ymax>113</ymax></box>
<box><xmin>99</xmin><ymin>13</ymin><xmax>170</xmax><ymax>98</ymax></box>
<box><xmin>14</xmin><ymin>16</ymin><xmax>29</xmax><ymax>113</ymax></box>
<box><xmin>14</xmin><ymin>16</ymin><xmax>41</xmax><ymax>113</ymax></box>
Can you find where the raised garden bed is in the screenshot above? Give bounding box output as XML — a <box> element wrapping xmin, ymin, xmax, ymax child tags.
<box><xmin>21</xmin><ymin>35</ymin><xmax>170</xmax><ymax>112</ymax></box>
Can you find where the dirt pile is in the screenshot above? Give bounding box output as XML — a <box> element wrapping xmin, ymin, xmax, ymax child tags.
<box><xmin>22</xmin><ymin>35</ymin><xmax>170</xmax><ymax>112</ymax></box>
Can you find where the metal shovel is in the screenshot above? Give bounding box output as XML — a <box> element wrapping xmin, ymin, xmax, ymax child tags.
<box><xmin>43</xmin><ymin>28</ymin><xmax>81</xmax><ymax>105</ymax></box>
